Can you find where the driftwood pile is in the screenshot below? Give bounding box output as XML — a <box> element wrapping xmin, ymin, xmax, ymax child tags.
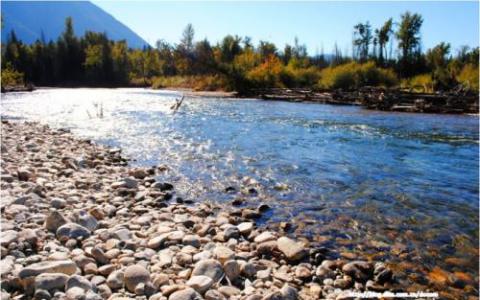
<box><xmin>251</xmin><ymin>87</ymin><xmax>479</xmax><ymax>114</ymax></box>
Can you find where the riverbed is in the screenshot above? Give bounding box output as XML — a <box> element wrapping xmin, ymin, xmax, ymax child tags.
<box><xmin>2</xmin><ymin>88</ymin><xmax>478</xmax><ymax>298</ymax></box>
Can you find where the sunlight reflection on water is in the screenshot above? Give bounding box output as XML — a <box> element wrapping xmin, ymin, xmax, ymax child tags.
<box><xmin>2</xmin><ymin>88</ymin><xmax>479</xmax><ymax>290</ymax></box>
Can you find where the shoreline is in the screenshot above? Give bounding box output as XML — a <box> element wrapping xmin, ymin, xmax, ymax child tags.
<box><xmin>6</xmin><ymin>85</ymin><xmax>478</xmax><ymax>115</ymax></box>
<box><xmin>0</xmin><ymin>120</ymin><xmax>398</xmax><ymax>299</ymax></box>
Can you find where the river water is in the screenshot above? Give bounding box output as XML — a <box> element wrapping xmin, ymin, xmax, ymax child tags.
<box><xmin>2</xmin><ymin>88</ymin><xmax>478</xmax><ymax>297</ymax></box>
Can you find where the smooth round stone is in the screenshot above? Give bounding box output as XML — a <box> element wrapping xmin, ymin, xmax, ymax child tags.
<box><xmin>66</xmin><ymin>275</ymin><xmax>93</xmax><ymax>291</ymax></box>
<box><xmin>205</xmin><ymin>290</ymin><xmax>227</xmax><ymax>300</ymax></box>
<box><xmin>124</xmin><ymin>265</ymin><xmax>150</xmax><ymax>293</ymax></box>
<box><xmin>45</xmin><ymin>212</ymin><xmax>67</xmax><ymax>233</ymax></box>
<box><xmin>224</xmin><ymin>260</ymin><xmax>240</xmax><ymax>281</ymax></box>
<box><xmin>254</xmin><ymin>231</ymin><xmax>276</xmax><ymax>243</ymax></box>
<box><xmin>168</xmin><ymin>231</ymin><xmax>185</xmax><ymax>242</ymax></box>
<box><xmin>277</xmin><ymin>237</ymin><xmax>307</xmax><ymax>261</ymax></box>
<box><xmin>213</xmin><ymin>246</ymin><xmax>235</xmax><ymax>264</ymax></box>
<box><xmin>280</xmin><ymin>284</ymin><xmax>298</xmax><ymax>300</ymax></box>
<box><xmin>107</xmin><ymin>270</ymin><xmax>124</xmax><ymax>289</ymax></box>
<box><xmin>50</xmin><ymin>198</ymin><xmax>67</xmax><ymax>209</ymax></box>
<box><xmin>182</xmin><ymin>235</ymin><xmax>201</xmax><ymax>248</ymax></box>
<box><xmin>191</xmin><ymin>259</ymin><xmax>224</xmax><ymax>282</ymax></box>
<box><xmin>56</xmin><ymin>223</ymin><xmax>90</xmax><ymax>241</ymax></box>
<box><xmin>34</xmin><ymin>273</ymin><xmax>69</xmax><ymax>291</ymax></box>
<box><xmin>237</xmin><ymin>222</ymin><xmax>254</xmax><ymax>235</ymax></box>
<box><xmin>169</xmin><ymin>288</ymin><xmax>202</xmax><ymax>300</ymax></box>
<box><xmin>186</xmin><ymin>275</ymin><xmax>213</xmax><ymax>294</ymax></box>
<box><xmin>218</xmin><ymin>286</ymin><xmax>241</xmax><ymax>297</ymax></box>
<box><xmin>19</xmin><ymin>260</ymin><xmax>77</xmax><ymax>279</ymax></box>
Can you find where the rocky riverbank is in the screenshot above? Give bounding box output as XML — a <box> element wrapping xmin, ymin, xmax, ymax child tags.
<box><xmin>248</xmin><ymin>87</ymin><xmax>479</xmax><ymax>114</ymax></box>
<box><xmin>1</xmin><ymin>121</ymin><xmax>396</xmax><ymax>300</ymax></box>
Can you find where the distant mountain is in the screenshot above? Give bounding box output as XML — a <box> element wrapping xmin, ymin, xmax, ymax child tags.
<box><xmin>1</xmin><ymin>1</ymin><xmax>149</xmax><ymax>48</ymax></box>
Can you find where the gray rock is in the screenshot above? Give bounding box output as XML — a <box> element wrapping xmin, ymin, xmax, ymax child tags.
<box><xmin>0</xmin><ymin>230</ymin><xmax>18</xmax><ymax>247</ymax></box>
<box><xmin>56</xmin><ymin>223</ymin><xmax>90</xmax><ymax>241</ymax></box>
<box><xmin>342</xmin><ymin>261</ymin><xmax>373</xmax><ymax>282</ymax></box>
<box><xmin>186</xmin><ymin>275</ymin><xmax>213</xmax><ymax>294</ymax></box>
<box><xmin>237</xmin><ymin>222</ymin><xmax>254</xmax><ymax>235</ymax></box>
<box><xmin>223</xmin><ymin>226</ymin><xmax>239</xmax><ymax>240</ymax></box>
<box><xmin>277</xmin><ymin>237</ymin><xmax>307</xmax><ymax>261</ymax></box>
<box><xmin>169</xmin><ymin>288</ymin><xmax>202</xmax><ymax>300</ymax></box>
<box><xmin>182</xmin><ymin>235</ymin><xmax>201</xmax><ymax>248</ymax></box>
<box><xmin>76</xmin><ymin>211</ymin><xmax>98</xmax><ymax>231</ymax></box>
<box><xmin>50</xmin><ymin>198</ymin><xmax>67</xmax><ymax>209</ymax></box>
<box><xmin>0</xmin><ymin>256</ymin><xmax>15</xmax><ymax>276</ymax></box>
<box><xmin>19</xmin><ymin>260</ymin><xmax>77</xmax><ymax>279</ymax></box>
<box><xmin>191</xmin><ymin>259</ymin><xmax>224</xmax><ymax>282</ymax></box>
<box><xmin>113</xmin><ymin>228</ymin><xmax>132</xmax><ymax>241</ymax></box>
<box><xmin>205</xmin><ymin>290</ymin><xmax>227</xmax><ymax>300</ymax></box>
<box><xmin>66</xmin><ymin>274</ymin><xmax>93</xmax><ymax>291</ymax></box>
<box><xmin>34</xmin><ymin>289</ymin><xmax>51</xmax><ymax>300</ymax></box>
<box><xmin>223</xmin><ymin>260</ymin><xmax>240</xmax><ymax>281</ymax></box>
<box><xmin>213</xmin><ymin>246</ymin><xmax>235</xmax><ymax>264</ymax></box>
<box><xmin>66</xmin><ymin>287</ymin><xmax>85</xmax><ymax>300</ymax></box>
<box><xmin>124</xmin><ymin>264</ymin><xmax>151</xmax><ymax>293</ymax></box>
<box><xmin>45</xmin><ymin>211</ymin><xmax>68</xmax><ymax>233</ymax></box>
<box><xmin>18</xmin><ymin>168</ymin><xmax>34</xmax><ymax>181</ymax></box>
<box><xmin>34</xmin><ymin>273</ymin><xmax>69</xmax><ymax>291</ymax></box>
<box><xmin>91</xmin><ymin>246</ymin><xmax>109</xmax><ymax>265</ymax></box>
<box><xmin>107</xmin><ymin>270</ymin><xmax>124</xmax><ymax>289</ymax></box>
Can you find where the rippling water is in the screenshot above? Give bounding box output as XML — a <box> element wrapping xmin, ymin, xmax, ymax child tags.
<box><xmin>2</xmin><ymin>88</ymin><xmax>479</xmax><ymax>296</ymax></box>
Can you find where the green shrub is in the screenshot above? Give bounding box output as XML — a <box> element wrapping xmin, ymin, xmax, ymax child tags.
<box><xmin>1</xmin><ymin>64</ymin><xmax>24</xmax><ymax>86</ymax></box>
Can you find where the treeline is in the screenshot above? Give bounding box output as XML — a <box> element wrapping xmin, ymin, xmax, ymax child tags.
<box><xmin>2</xmin><ymin>13</ymin><xmax>479</xmax><ymax>94</ymax></box>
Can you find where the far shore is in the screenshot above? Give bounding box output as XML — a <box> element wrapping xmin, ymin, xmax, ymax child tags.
<box><xmin>3</xmin><ymin>84</ymin><xmax>478</xmax><ymax>114</ymax></box>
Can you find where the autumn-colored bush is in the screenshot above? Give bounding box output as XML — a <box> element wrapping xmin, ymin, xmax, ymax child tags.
<box><xmin>456</xmin><ymin>64</ymin><xmax>479</xmax><ymax>92</ymax></box>
<box><xmin>318</xmin><ymin>61</ymin><xmax>398</xmax><ymax>90</ymax></box>
<box><xmin>401</xmin><ymin>74</ymin><xmax>434</xmax><ymax>93</ymax></box>
<box><xmin>151</xmin><ymin>75</ymin><xmax>228</xmax><ymax>91</ymax></box>
<box><xmin>246</xmin><ymin>55</ymin><xmax>286</xmax><ymax>88</ymax></box>
<box><xmin>284</xmin><ymin>59</ymin><xmax>320</xmax><ymax>87</ymax></box>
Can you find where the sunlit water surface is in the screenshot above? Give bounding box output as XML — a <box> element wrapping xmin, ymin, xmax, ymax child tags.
<box><xmin>2</xmin><ymin>88</ymin><xmax>478</xmax><ymax>295</ymax></box>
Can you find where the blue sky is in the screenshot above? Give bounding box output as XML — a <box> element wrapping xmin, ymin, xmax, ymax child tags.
<box><xmin>93</xmin><ymin>1</ymin><xmax>479</xmax><ymax>56</ymax></box>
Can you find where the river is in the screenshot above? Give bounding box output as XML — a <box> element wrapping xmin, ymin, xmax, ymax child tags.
<box><xmin>2</xmin><ymin>88</ymin><xmax>478</xmax><ymax>297</ymax></box>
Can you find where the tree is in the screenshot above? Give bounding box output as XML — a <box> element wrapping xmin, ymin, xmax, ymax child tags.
<box><xmin>111</xmin><ymin>40</ymin><xmax>129</xmax><ymax>84</ymax></box>
<box><xmin>219</xmin><ymin>35</ymin><xmax>242</xmax><ymax>63</ymax></box>
<box><xmin>293</xmin><ymin>37</ymin><xmax>307</xmax><ymax>59</ymax></box>
<box><xmin>353</xmin><ymin>22</ymin><xmax>372</xmax><ymax>61</ymax></box>
<box><xmin>283</xmin><ymin>44</ymin><xmax>293</xmax><ymax>64</ymax></box>
<box><xmin>426</xmin><ymin>42</ymin><xmax>451</xmax><ymax>90</ymax></box>
<box><xmin>375</xmin><ymin>18</ymin><xmax>393</xmax><ymax>64</ymax></box>
<box><xmin>156</xmin><ymin>39</ymin><xmax>176</xmax><ymax>75</ymax></box>
<box><xmin>258</xmin><ymin>41</ymin><xmax>277</xmax><ymax>61</ymax></box>
<box><xmin>396</xmin><ymin>11</ymin><xmax>423</xmax><ymax>76</ymax></box>
<box><xmin>193</xmin><ymin>39</ymin><xmax>216</xmax><ymax>74</ymax></box>
<box><xmin>180</xmin><ymin>23</ymin><xmax>195</xmax><ymax>53</ymax></box>
<box><xmin>57</xmin><ymin>17</ymin><xmax>83</xmax><ymax>83</ymax></box>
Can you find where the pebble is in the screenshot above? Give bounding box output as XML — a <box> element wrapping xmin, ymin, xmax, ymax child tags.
<box><xmin>186</xmin><ymin>275</ymin><xmax>214</xmax><ymax>294</ymax></box>
<box><xmin>277</xmin><ymin>237</ymin><xmax>307</xmax><ymax>261</ymax></box>
<box><xmin>34</xmin><ymin>273</ymin><xmax>69</xmax><ymax>291</ymax></box>
<box><xmin>19</xmin><ymin>260</ymin><xmax>77</xmax><ymax>278</ymax></box>
<box><xmin>0</xmin><ymin>122</ymin><xmax>400</xmax><ymax>300</ymax></box>
<box><xmin>169</xmin><ymin>288</ymin><xmax>202</xmax><ymax>300</ymax></box>
<box><xmin>191</xmin><ymin>259</ymin><xmax>224</xmax><ymax>282</ymax></box>
<box><xmin>124</xmin><ymin>264</ymin><xmax>151</xmax><ymax>293</ymax></box>
<box><xmin>56</xmin><ymin>223</ymin><xmax>91</xmax><ymax>241</ymax></box>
